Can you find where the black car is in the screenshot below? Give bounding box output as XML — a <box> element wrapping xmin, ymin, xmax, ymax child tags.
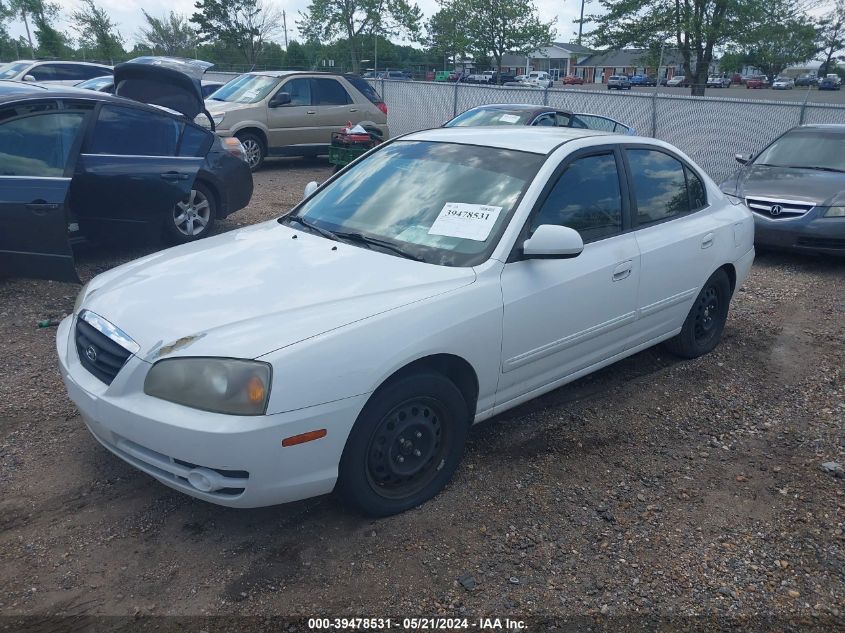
<box><xmin>720</xmin><ymin>124</ymin><xmax>845</xmax><ymax>256</ymax></box>
<box><xmin>443</xmin><ymin>104</ymin><xmax>636</xmax><ymax>134</ymax></box>
<box><xmin>0</xmin><ymin>58</ymin><xmax>253</xmax><ymax>283</ymax></box>
<box><xmin>794</xmin><ymin>74</ymin><xmax>818</xmax><ymax>87</ymax></box>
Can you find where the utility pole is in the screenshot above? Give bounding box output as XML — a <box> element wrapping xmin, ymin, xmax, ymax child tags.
<box><xmin>578</xmin><ymin>0</ymin><xmax>586</xmax><ymax>46</ymax></box>
<box><xmin>20</xmin><ymin>8</ymin><xmax>35</xmax><ymax>58</ymax></box>
<box><xmin>282</xmin><ymin>10</ymin><xmax>288</xmax><ymax>49</ymax></box>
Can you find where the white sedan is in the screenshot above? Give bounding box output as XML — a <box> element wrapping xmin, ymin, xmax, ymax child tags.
<box><xmin>58</xmin><ymin>127</ymin><xmax>755</xmax><ymax>516</ymax></box>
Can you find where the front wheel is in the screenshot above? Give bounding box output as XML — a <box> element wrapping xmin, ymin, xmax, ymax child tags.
<box><xmin>237</xmin><ymin>132</ymin><xmax>265</xmax><ymax>172</ymax></box>
<box><xmin>163</xmin><ymin>182</ymin><xmax>216</xmax><ymax>244</ymax></box>
<box><xmin>664</xmin><ymin>269</ymin><xmax>731</xmax><ymax>359</ymax></box>
<box><xmin>336</xmin><ymin>373</ymin><xmax>469</xmax><ymax>517</ymax></box>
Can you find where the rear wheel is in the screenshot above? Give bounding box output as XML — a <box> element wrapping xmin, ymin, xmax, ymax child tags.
<box><xmin>163</xmin><ymin>181</ymin><xmax>216</xmax><ymax>244</ymax></box>
<box><xmin>664</xmin><ymin>269</ymin><xmax>731</xmax><ymax>359</ymax></box>
<box><xmin>336</xmin><ymin>373</ymin><xmax>469</xmax><ymax>517</ymax></box>
<box><xmin>237</xmin><ymin>132</ymin><xmax>265</xmax><ymax>171</ymax></box>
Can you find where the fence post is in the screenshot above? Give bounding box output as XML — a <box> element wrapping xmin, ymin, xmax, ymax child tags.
<box><xmin>543</xmin><ymin>86</ymin><xmax>549</xmax><ymax>106</ymax></box>
<box><xmin>651</xmin><ymin>92</ymin><xmax>658</xmax><ymax>138</ymax></box>
<box><xmin>798</xmin><ymin>87</ymin><xmax>810</xmax><ymax>124</ymax></box>
<box><xmin>453</xmin><ymin>81</ymin><xmax>459</xmax><ymax>117</ymax></box>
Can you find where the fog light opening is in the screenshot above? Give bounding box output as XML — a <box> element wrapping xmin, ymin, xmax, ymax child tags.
<box><xmin>187</xmin><ymin>467</ymin><xmax>223</xmax><ymax>493</ymax></box>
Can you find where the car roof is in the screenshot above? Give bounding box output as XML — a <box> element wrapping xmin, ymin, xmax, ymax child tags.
<box><xmin>463</xmin><ymin>103</ymin><xmax>573</xmax><ymax>115</ymax></box>
<box><xmin>248</xmin><ymin>70</ymin><xmax>353</xmax><ymax>79</ymax></box>
<box><xmin>401</xmin><ymin>126</ymin><xmax>612</xmax><ymax>154</ymax></box>
<box><xmin>0</xmin><ymin>81</ymin><xmax>189</xmax><ymax>117</ymax></box>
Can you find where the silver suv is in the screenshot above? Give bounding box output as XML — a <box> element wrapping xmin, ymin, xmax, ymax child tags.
<box><xmin>0</xmin><ymin>60</ymin><xmax>111</xmax><ymax>85</ymax></box>
<box><xmin>205</xmin><ymin>71</ymin><xmax>389</xmax><ymax>171</ymax></box>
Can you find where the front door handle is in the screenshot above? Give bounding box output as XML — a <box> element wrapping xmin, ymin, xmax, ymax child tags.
<box><xmin>612</xmin><ymin>260</ymin><xmax>633</xmax><ymax>281</ymax></box>
<box><xmin>701</xmin><ymin>232</ymin><xmax>714</xmax><ymax>249</ymax></box>
<box><xmin>349</xmin><ymin>108</ymin><xmax>358</xmax><ymax>112</ymax></box>
<box><xmin>25</xmin><ymin>201</ymin><xmax>59</xmax><ymax>214</ymax></box>
<box><xmin>160</xmin><ymin>172</ymin><xmax>189</xmax><ymax>181</ymax></box>
<box><xmin>306</xmin><ymin>110</ymin><xmax>316</xmax><ymax>115</ymax></box>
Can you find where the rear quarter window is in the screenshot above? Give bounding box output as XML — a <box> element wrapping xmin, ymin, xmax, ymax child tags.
<box><xmin>343</xmin><ymin>75</ymin><xmax>383</xmax><ymax>105</ymax></box>
<box><xmin>179</xmin><ymin>124</ymin><xmax>213</xmax><ymax>157</ymax></box>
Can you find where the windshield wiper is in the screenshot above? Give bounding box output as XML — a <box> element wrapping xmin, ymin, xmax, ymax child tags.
<box><xmin>783</xmin><ymin>165</ymin><xmax>845</xmax><ymax>173</ymax></box>
<box><xmin>333</xmin><ymin>231</ymin><xmax>424</xmax><ymax>262</ymax></box>
<box><xmin>284</xmin><ymin>215</ymin><xmax>339</xmax><ymax>241</ymax></box>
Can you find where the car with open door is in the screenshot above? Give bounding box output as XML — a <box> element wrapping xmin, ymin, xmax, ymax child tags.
<box><xmin>0</xmin><ymin>58</ymin><xmax>252</xmax><ymax>283</ymax></box>
<box><xmin>59</xmin><ymin>127</ymin><xmax>753</xmax><ymax>517</ymax></box>
<box><xmin>444</xmin><ymin>104</ymin><xmax>636</xmax><ymax>135</ymax></box>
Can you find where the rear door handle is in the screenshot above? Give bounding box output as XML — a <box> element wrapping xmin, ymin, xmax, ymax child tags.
<box><xmin>349</xmin><ymin>108</ymin><xmax>358</xmax><ymax>112</ymax></box>
<box><xmin>306</xmin><ymin>110</ymin><xmax>316</xmax><ymax>115</ymax></box>
<box><xmin>160</xmin><ymin>172</ymin><xmax>189</xmax><ymax>181</ymax></box>
<box><xmin>701</xmin><ymin>232</ymin><xmax>714</xmax><ymax>249</ymax></box>
<box><xmin>612</xmin><ymin>260</ymin><xmax>633</xmax><ymax>281</ymax></box>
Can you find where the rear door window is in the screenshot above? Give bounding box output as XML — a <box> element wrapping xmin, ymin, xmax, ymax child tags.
<box><xmin>87</xmin><ymin>104</ymin><xmax>182</xmax><ymax>157</ymax></box>
<box><xmin>178</xmin><ymin>124</ymin><xmax>212</xmax><ymax>157</ymax></box>
<box><xmin>0</xmin><ymin>111</ymin><xmax>86</xmax><ymax>176</ymax></box>
<box><xmin>626</xmin><ymin>148</ymin><xmax>692</xmax><ymax>225</ymax></box>
<box><xmin>313</xmin><ymin>78</ymin><xmax>351</xmax><ymax>105</ymax></box>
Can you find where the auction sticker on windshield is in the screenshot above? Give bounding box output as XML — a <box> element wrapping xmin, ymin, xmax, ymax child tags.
<box><xmin>428</xmin><ymin>203</ymin><xmax>502</xmax><ymax>241</ymax></box>
<box><xmin>499</xmin><ymin>114</ymin><xmax>521</xmax><ymax>123</ymax></box>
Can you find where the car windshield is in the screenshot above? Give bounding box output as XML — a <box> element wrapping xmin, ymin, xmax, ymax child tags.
<box><xmin>446</xmin><ymin>108</ymin><xmax>533</xmax><ymax>127</ymax></box>
<box><xmin>285</xmin><ymin>140</ymin><xmax>545</xmax><ymax>266</ymax></box>
<box><xmin>78</xmin><ymin>76</ymin><xmax>111</xmax><ymax>89</ymax></box>
<box><xmin>0</xmin><ymin>62</ymin><xmax>30</xmax><ymax>79</ymax></box>
<box><xmin>754</xmin><ymin>128</ymin><xmax>845</xmax><ymax>172</ymax></box>
<box><xmin>207</xmin><ymin>74</ymin><xmax>278</xmax><ymax>103</ymax></box>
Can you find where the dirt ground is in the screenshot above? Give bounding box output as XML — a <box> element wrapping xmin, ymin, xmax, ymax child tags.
<box><xmin>1</xmin><ymin>158</ymin><xmax>843</xmax><ymax>632</ymax></box>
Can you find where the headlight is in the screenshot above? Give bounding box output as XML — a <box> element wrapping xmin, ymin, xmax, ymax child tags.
<box><xmin>73</xmin><ymin>281</ymin><xmax>90</xmax><ymax>315</ymax></box>
<box><xmin>144</xmin><ymin>357</ymin><xmax>272</xmax><ymax>415</ymax></box>
<box><xmin>823</xmin><ymin>206</ymin><xmax>845</xmax><ymax>217</ymax></box>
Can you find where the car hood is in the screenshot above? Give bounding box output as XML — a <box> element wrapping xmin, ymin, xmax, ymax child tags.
<box><xmin>82</xmin><ymin>221</ymin><xmax>476</xmax><ymax>361</ymax></box>
<box><xmin>204</xmin><ymin>99</ymin><xmax>259</xmax><ymax>116</ymax></box>
<box><xmin>114</xmin><ymin>57</ymin><xmax>212</xmax><ymax>119</ymax></box>
<box><xmin>721</xmin><ymin>164</ymin><xmax>845</xmax><ymax>206</ymax></box>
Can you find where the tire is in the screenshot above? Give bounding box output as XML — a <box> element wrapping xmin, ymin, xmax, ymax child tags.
<box><xmin>664</xmin><ymin>269</ymin><xmax>731</xmax><ymax>359</ymax></box>
<box><xmin>236</xmin><ymin>132</ymin><xmax>265</xmax><ymax>172</ymax></box>
<box><xmin>163</xmin><ymin>181</ymin><xmax>216</xmax><ymax>244</ymax></box>
<box><xmin>336</xmin><ymin>372</ymin><xmax>470</xmax><ymax>517</ymax></box>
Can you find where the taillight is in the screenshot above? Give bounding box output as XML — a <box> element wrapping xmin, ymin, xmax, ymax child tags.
<box><xmin>377</xmin><ymin>102</ymin><xmax>388</xmax><ymax>116</ymax></box>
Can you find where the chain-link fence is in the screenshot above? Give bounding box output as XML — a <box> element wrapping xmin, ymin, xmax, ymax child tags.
<box><xmin>370</xmin><ymin>79</ymin><xmax>845</xmax><ymax>184</ymax></box>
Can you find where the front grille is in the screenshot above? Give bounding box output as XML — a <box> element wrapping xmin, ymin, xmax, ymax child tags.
<box><xmin>746</xmin><ymin>197</ymin><xmax>814</xmax><ymax>219</ymax></box>
<box><xmin>796</xmin><ymin>237</ymin><xmax>845</xmax><ymax>250</ymax></box>
<box><xmin>75</xmin><ymin>318</ymin><xmax>132</xmax><ymax>384</ymax></box>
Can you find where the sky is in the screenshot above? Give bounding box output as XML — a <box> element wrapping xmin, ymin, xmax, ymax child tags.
<box><xmin>7</xmin><ymin>0</ymin><xmax>590</xmax><ymax>49</ymax></box>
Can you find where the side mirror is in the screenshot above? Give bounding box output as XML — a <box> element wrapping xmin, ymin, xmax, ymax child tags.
<box><xmin>522</xmin><ymin>224</ymin><xmax>584</xmax><ymax>259</ymax></box>
<box><xmin>304</xmin><ymin>181</ymin><xmax>319</xmax><ymax>199</ymax></box>
<box><xmin>269</xmin><ymin>92</ymin><xmax>291</xmax><ymax>107</ymax></box>
<box><xmin>735</xmin><ymin>153</ymin><xmax>751</xmax><ymax>165</ymax></box>
<box><xmin>23</xmin><ymin>74</ymin><xmax>36</xmax><ymax>82</ymax></box>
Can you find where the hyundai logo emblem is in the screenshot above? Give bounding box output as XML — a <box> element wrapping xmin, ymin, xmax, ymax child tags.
<box><xmin>86</xmin><ymin>345</ymin><xmax>98</xmax><ymax>362</ymax></box>
<box><xmin>770</xmin><ymin>204</ymin><xmax>783</xmax><ymax>216</ymax></box>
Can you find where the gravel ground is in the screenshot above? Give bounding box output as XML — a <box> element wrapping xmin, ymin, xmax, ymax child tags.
<box><xmin>1</xmin><ymin>159</ymin><xmax>843</xmax><ymax>632</ymax></box>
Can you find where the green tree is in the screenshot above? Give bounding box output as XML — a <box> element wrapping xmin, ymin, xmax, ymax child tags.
<box><xmin>448</xmin><ymin>0</ymin><xmax>554</xmax><ymax>82</ymax></box>
<box><xmin>70</xmin><ymin>0</ymin><xmax>124</xmax><ymax>63</ymax></box>
<box><xmin>137</xmin><ymin>10</ymin><xmax>198</xmax><ymax>56</ymax></box>
<box><xmin>731</xmin><ymin>0</ymin><xmax>818</xmax><ymax>79</ymax></box>
<box><xmin>818</xmin><ymin>0</ymin><xmax>845</xmax><ymax>77</ymax></box>
<box><xmin>587</xmin><ymin>0</ymin><xmax>741</xmax><ymax>95</ymax></box>
<box><xmin>191</xmin><ymin>0</ymin><xmax>281</xmax><ymax>65</ymax></box>
<box><xmin>425</xmin><ymin>0</ymin><xmax>468</xmax><ymax>69</ymax></box>
<box><xmin>297</xmin><ymin>0</ymin><xmax>422</xmax><ymax>74</ymax></box>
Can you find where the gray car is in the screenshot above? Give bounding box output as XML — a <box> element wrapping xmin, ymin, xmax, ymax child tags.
<box><xmin>720</xmin><ymin>124</ymin><xmax>845</xmax><ymax>256</ymax></box>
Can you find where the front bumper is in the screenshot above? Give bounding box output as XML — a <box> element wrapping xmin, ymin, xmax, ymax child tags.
<box><xmin>56</xmin><ymin>316</ymin><xmax>368</xmax><ymax>508</ymax></box>
<box><xmin>753</xmin><ymin>211</ymin><xmax>845</xmax><ymax>256</ymax></box>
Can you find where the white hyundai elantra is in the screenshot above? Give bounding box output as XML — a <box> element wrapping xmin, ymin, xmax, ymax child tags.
<box><xmin>58</xmin><ymin>127</ymin><xmax>755</xmax><ymax>516</ymax></box>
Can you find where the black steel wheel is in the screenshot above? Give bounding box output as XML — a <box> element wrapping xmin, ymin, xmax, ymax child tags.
<box><xmin>665</xmin><ymin>268</ymin><xmax>731</xmax><ymax>359</ymax></box>
<box><xmin>337</xmin><ymin>372</ymin><xmax>469</xmax><ymax>516</ymax></box>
